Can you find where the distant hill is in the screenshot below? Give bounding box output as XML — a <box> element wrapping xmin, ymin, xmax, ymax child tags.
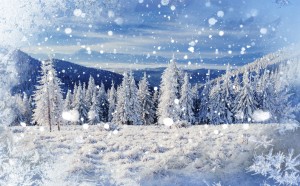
<box><xmin>133</xmin><ymin>68</ymin><xmax>225</xmax><ymax>87</ymax></box>
<box><xmin>11</xmin><ymin>50</ymin><xmax>123</xmax><ymax>96</ymax></box>
<box><xmin>39</xmin><ymin>49</ymin><xmax>264</xmax><ymax>67</ymax></box>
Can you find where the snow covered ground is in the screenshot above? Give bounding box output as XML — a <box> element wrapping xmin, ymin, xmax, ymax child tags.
<box><xmin>2</xmin><ymin>123</ymin><xmax>300</xmax><ymax>186</ymax></box>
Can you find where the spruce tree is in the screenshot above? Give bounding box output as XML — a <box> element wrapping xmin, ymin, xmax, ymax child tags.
<box><xmin>85</xmin><ymin>76</ymin><xmax>96</xmax><ymax>109</ymax></box>
<box><xmin>108</xmin><ymin>81</ymin><xmax>117</xmax><ymax>122</ymax></box>
<box><xmin>63</xmin><ymin>90</ymin><xmax>73</xmax><ymax>125</ymax></box>
<box><xmin>72</xmin><ymin>82</ymin><xmax>88</xmax><ymax>124</ymax></box>
<box><xmin>262</xmin><ymin>70</ymin><xmax>298</xmax><ymax>123</ymax></box>
<box><xmin>88</xmin><ymin>91</ymin><xmax>101</xmax><ymax>124</ymax></box>
<box><xmin>32</xmin><ymin>60</ymin><xmax>64</xmax><ymax>131</ymax></box>
<box><xmin>12</xmin><ymin>94</ymin><xmax>25</xmax><ymax>125</ymax></box>
<box><xmin>113</xmin><ymin>72</ymin><xmax>131</xmax><ymax>124</ymax></box>
<box><xmin>232</xmin><ymin>70</ymin><xmax>257</xmax><ymax>123</ymax></box>
<box><xmin>22</xmin><ymin>92</ymin><xmax>32</xmax><ymax>125</ymax></box>
<box><xmin>128</xmin><ymin>73</ymin><xmax>143</xmax><ymax>125</ymax></box>
<box><xmin>221</xmin><ymin>66</ymin><xmax>234</xmax><ymax>123</ymax></box>
<box><xmin>179</xmin><ymin>73</ymin><xmax>195</xmax><ymax>124</ymax></box>
<box><xmin>208</xmin><ymin>79</ymin><xmax>227</xmax><ymax>124</ymax></box>
<box><xmin>98</xmin><ymin>83</ymin><xmax>109</xmax><ymax>122</ymax></box>
<box><xmin>192</xmin><ymin>84</ymin><xmax>200</xmax><ymax>124</ymax></box>
<box><xmin>152</xmin><ymin>87</ymin><xmax>159</xmax><ymax>124</ymax></box>
<box><xmin>157</xmin><ymin>58</ymin><xmax>182</xmax><ymax>123</ymax></box>
<box><xmin>138</xmin><ymin>73</ymin><xmax>155</xmax><ymax>125</ymax></box>
<box><xmin>113</xmin><ymin>72</ymin><xmax>143</xmax><ymax>125</ymax></box>
<box><xmin>198</xmin><ymin>71</ymin><xmax>211</xmax><ymax>124</ymax></box>
<box><xmin>63</xmin><ymin>90</ymin><xmax>72</xmax><ymax>111</ymax></box>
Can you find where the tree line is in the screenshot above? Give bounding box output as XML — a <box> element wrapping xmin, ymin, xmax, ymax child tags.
<box><xmin>11</xmin><ymin>57</ymin><xmax>299</xmax><ymax>131</ymax></box>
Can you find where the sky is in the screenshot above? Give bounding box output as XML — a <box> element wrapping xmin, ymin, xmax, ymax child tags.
<box><xmin>19</xmin><ymin>0</ymin><xmax>300</xmax><ymax>70</ymax></box>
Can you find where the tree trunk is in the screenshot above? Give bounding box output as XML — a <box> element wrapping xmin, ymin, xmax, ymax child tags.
<box><xmin>47</xmin><ymin>86</ymin><xmax>52</xmax><ymax>132</ymax></box>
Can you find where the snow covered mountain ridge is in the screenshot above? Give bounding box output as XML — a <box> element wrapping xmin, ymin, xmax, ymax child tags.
<box><xmin>10</xmin><ymin>50</ymin><xmax>123</xmax><ymax>96</ymax></box>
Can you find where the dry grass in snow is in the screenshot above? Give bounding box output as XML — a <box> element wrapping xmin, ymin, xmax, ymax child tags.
<box><xmin>6</xmin><ymin>123</ymin><xmax>300</xmax><ymax>186</ymax></box>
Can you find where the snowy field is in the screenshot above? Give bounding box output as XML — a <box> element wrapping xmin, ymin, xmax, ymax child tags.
<box><xmin>3</xmin><ymin>124</ymin><xmax>300</xmax><ymax>186</ymax></box>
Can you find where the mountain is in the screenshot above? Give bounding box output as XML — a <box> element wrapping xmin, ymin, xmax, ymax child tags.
<box><xmin>133</xmin><ymin>68</ymin><xmax>225</xmax><ymax>87</ymax></box>
<box><xmin>10</xmin><ymin>50</ymin><xmax>224</xmax><ymax>96</ymax></box>
<box><xmin>11</xmin><ymin>50</ymin><xmax>123</xmax><ymax>96</ymax></box>
<box><xmin>37</xmin><ymin>49</ymin><xmax>264</xmax><ymax>67</ymax></box>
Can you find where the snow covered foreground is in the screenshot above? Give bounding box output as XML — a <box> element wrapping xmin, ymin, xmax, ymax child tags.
<box><xmin>3</xmin><ymin>124</ymin><xmax>300</xmax><ymax>186</ymax></box>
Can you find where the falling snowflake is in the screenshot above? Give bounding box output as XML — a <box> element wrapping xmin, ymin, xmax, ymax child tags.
<box><xmin>260</xmin><ymin>28</ymin><xmax>268</xmax><ymax>35</ymax></box>
<box><xmin>161</xmin><ymin>0</ymin><xmax>170</xmax><ymax>6</ymax></box>
<box><xmin>64</xmin><ymin>28</ymin><xmax>72</xmax><ymax>34</ymax></box>
<box><xmin>208</xmin><ymin>18</ymin><xmax>217</xmax><ymax>26</ymax></box>
<box><xmin>217</xmin><ymin>11</ymin><xmax>224</xmax><ymax>18</ymax></box>
<box><xmin>170</xmin><ymin>5</ymin><xmax>176</xmax><ymax>11</ymax></box>
<box><xmin>73</xmin><ymin>9</ymin><xmax>82</xmax><ymax>17</ymax></box>
<box><xmin>219</xmin><ymin>31</ymin><xmax>224</xmax><ymax>36</ymax></box>
<box><xmin>107</xmin><ymin>31</ymin><xmax>113</xmax><ymax>36</ymax></box>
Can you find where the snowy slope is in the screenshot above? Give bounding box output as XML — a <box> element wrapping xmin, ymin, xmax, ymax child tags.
<box><xmin>2</xmin><ymin>124</ymin><xmax>299</xmax><ymax>186</ymax></box>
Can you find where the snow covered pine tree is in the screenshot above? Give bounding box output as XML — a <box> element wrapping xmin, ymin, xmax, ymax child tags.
<box><xmin>157</xmin><ymin>57</ymin><xmax>183</xmax><ymax>124</ymax></box>
<box><xmin>138</xmin><ymin>73</ymin><xmax>155</xmax><ymax>125</ymax></box>
<box><xmin>32</xmin><ymin>59</ymin><xmax>63</xmax><ymax>132</ymax></box>
<box><xmin>179</xmin><ymin>73</ymin><xmax>195</xmax><ymax>124</ymax></box>
<box><xmin>108</xmin><ymin>81</ymin><xmax>117</xmax><ymax>122</ymax></box>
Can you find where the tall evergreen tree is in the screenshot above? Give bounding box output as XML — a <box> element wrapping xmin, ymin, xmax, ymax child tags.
<box><xmin>85</xmin><ymin>76</ymin><xmax>96</xmax><ymax>109</ymax></box>
<box><xmin>63</xmin><ymin>90</ymin><xmax>73</xmax><ymax>125</ymax></box>
<box><xmin>208</xmin><ymin>79</ymin><xmax>227</xmax><ymax>124</ymax></box>
<box><xmin>179</xmin><ymin>73</ymin><xmax>195</xmax><ymax>123</ymax></box>
<box><xmin>157</xmin><ymin>58</ymin><xmax>182</xmax><ymax>123</ymax></box>
<box><xmin>63</xmin><ymin>90</ymin><xmax>72</xmax><ymax>111</ymax></box>
<box><xmin>138</xmin><ymin>73</ymin><xmax>155</xmax><ymax>125</ymax></box>
<box><xmin>12</xmin><ymin>93</ymin><xmax>32</xmax><ymax>125</ymax></box>
<box><xmin>22</xmin><ymin>92</ymin><xmax>32</xmax><ymax>125</ymax></box>
<box><xmin>72</xmin><ymin>82</ymin><xmax>88</xmax><ymax>124</ymax></box>
<box><xmin>232</xmin><ymin>75</ymin><xmax>241</xmax><ymax>95</ymax></box>
<box><xmin>113</xmin><ymin>72</ymin><xmax>143</xmax><ymax>125</ymax></box>
<box><xmin>88</xmin><ymin>90</ymin><xmax>101</xmax><ymax>124</ymax></box>
<box><xmin>198</xmin><ymin>70</ymin><xmax>211</xmax><ymax>124</ymax></box>
<box><xmin>82</xmin><ymin>82</ymin><xmax>87</xmax><ymax>103</ymax></box>
<box><xmin>98</xmin><ymin>83</ymin><xmax>109</xmax><ymax>122</ymax></box>
<box><xmin>221</xmin><ymin>66</ymin><xmax>234</xmax><ymax>123</ymax></box>
<box><xmin>233</xmin><ymin>70</ymin><xmax>257</xmax><ymax>123</ymax></box>
<box><xmin>12</xmin><ymin>94</ymin><xmax>25</xmax><ymax>125</ymax></box>
<box><xmin>152</xmin><ymin>87</ymin><xmax>159</xmax><ymax>124</ymax></box>
<box><xmin>32</xmin><ymin>60</ymin><xmax>63</xmax><ymax>131</ymax></box>
<box><xmin>108</xmin><ymin>81</ymin><xmax>117</xmax><ymax>122</ymax></box>
<box><xmin>192</xmin><ymin>84</ymin><xmax>200</xmax><ymax>124</ymax></box>
<box><xmin>128</xmin><ymin>73</ymin><xmax>143</xmax><ymax>125</ymax></box>
<box><xmin>261</xmin><ymin>70</ymin><xmax>298</xmax><ymax>123</ymax></box>
<box><xmin>113</xmin><ymin>72</ymin><xmax>131</xmax><ymax>124</ymax></box>
<box><xmin>73</xmin><ymin>83</ymin><xmax>78</xmax><ymax>99</ymax></box>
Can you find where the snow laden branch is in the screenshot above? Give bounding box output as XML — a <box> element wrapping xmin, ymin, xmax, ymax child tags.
<box><xmin>248</xmin><ymin>149</ymin><xmax>300</xmax><ymax>185</ymax></box>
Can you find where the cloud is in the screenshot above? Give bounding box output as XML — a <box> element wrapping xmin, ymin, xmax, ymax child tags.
<box><xmin>20</xmin><ymin>0</ymin><xmax>300</xmax><ymax>69</ymax></box>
